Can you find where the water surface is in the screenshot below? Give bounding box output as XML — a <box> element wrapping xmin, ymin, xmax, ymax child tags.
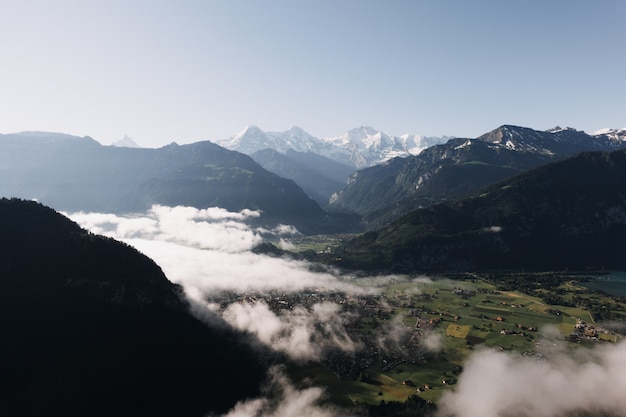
<box><xmin>581</xmin><ymin>272</ymin><xmax>626</xmax><ymax>297</ymax></box>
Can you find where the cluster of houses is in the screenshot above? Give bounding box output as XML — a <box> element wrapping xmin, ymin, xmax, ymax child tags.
<box><xmin>567</xmin><ymin>319</ymin><xmax>612</xmax><ymax>343</ymax></box>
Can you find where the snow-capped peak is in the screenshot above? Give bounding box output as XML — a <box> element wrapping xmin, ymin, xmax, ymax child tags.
<box><xmin>235</xmin><ymin>125</ymin><xmax>266</xmax><ymax>141</ymax></box>
<box><xmin>111</xmin><ymin>135</ymin><xmax>141</xmax><ymax>148</ymax></box>
<box><xmin>592</xmin><ymin>128</ymin><xmax>614</xmax><ymax>135</ymax></box>
<box><xmin>216</xmin><ymin>125</ymin><xmax>452</xmax><ymax>168</ymax></box>
<box><xmin>218</xmin><ymin>125</ymin><xmax>272</xmax><ymax>153</ymax></box>
<box><xmin>323</xmin><ymin>126</ymin><xmax>450</xmax><ymax>167</ymax></box>
<box><xmin>216</xmin><ymin>125</ymin><xmax>325</xmax><ymax>156</ymax></box>
<box><xmin>546</xmin><ymin>126</ymin><xmax>577</xmax><ymax>133</ymax></box>
<box><xmin>591</xmin><ymin>127</ymin><xmax>626</xmax><ymax>142</ymax></box>
<box><xmin>345</xmin><ymin>126</ymin><xmax>380</xmax><ymax>139</ymax></box>
<box><xmin>284</xmin><ymin>125</ymin><xmax>310</xmax><ymax>136</ymax></box>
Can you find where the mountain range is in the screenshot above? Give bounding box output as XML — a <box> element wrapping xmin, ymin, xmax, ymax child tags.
<box><xmin>216</xmin><ymin>125</ymin><xmax>452</xmax><ymax>168</ymax></box>
<box><xmin>214</xmin><ymin>125</ymin><xmax>452</xmax><ymax>207</ymax></box>
<box><xmin>2</xmin><ymin>125</ymin><xmax>625</xmax><ymax>236</ymax></box>
<box><xmin>0</xmin><ymin>198</ymin><xmax>266</xmax><ymax>417</ymax></box>
<box><xmin>327</xmin><ymin>125</ymin><xmax>626</xmax><ymax>228</ymax></box>
<box><xmin>0</xmin><ymin>132</ymin><xmax>358</xmax><ymax>234</ymax></box>
<box><xmin>332</xmin><ymin>149</ymin><xmax>626</xmax><ymax>272</ymax></box>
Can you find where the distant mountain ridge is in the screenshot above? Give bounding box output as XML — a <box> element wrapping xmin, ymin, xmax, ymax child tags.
<box><xmin>216</xmin><ymin>125</ymin><xmax>452</xmax><ymax>168</ymax></box>
<box><xmin>591</xmin><ymin>127</ymin><xmax>626</xmax><ymax>142</ymax></box>
<box><xmin>0</xmin><ymin>132</ymin><xmax>354</xmax><ymax>234</ymax></box>
<box><xmin>3</xmin><ymin>124</ymin><xmax>624</xmax><ymax>234</ymax></box>
<box><xmin>111</xmin><ymin>134</ymin><xmax>141</xmax><ymax>148</ymax></box>
<box><xmin>327</xmin><ymin>125</ymin><xmax>626</xmax><ymax>228</ymax></box>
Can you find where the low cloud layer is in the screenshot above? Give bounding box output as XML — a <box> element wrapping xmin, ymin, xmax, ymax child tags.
<box><xmin>437</xmin><ymin>332</ymin><xmax>626</xmax><ymax>417</ymax></box>
<box><xmin>68</xmin><ymin>205</ymin><xmax>355</xmax><ymax>294</ymax></box>
<box><xmin>221</xmin><ymin>301</ymin><xmax>360</xmax><ymax>361</ymax></box>
<box><xmin>70</xmin><ymin>205</ymin><xmax>263</xmax><ymax>253</ymax></box>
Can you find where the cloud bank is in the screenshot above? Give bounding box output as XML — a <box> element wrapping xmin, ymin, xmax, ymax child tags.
<box><xmin>437</xmin><ymin>334</ymin><xmax>626</xmax><ymax>417</ymax></box>
<box><xmin>68</xmin><ymin>205</ymin><xmax>355</xmax><ymax>295</ymax></box>
<box><xmin>221</xmin><ymin>301</ymin><xmax>360</xmax><ymax>361</ymax></box>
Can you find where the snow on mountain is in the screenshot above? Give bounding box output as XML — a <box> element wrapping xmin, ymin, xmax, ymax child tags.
<box><xmin>323</xmin><ymin>126</ymin><xmax>453</xmax><ymax>167</ymax></box>
<box><xmin>111</xmin><ymin>135</ymin><xmax>141</xmax><ymax>148</ymax></box>
<box><xmin>478</xmin><ymin>125</ymin><xmax>555</xmax><ymax>154</ymax></box>
<box><xmin>217</xmin><ymin>125</ymin><xmax>326</xmax><ymax>155</ymax></box>
<box><xmin>591</xmin><ymin>127</ymin><xmax>626</xmax><ymax>143</ymax></box>
<box><xmin>217</xmin><ymin>125</ymin><xmax>272</xmax><ymax>154</ymax></box>
<box><xmin>216</xmin><ymin>125</ymin><xmax>452</xmax><ymax>168</ymax></box>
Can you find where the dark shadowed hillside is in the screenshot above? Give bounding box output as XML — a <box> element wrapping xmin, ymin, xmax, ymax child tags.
<box><xmin>0</xmin><ymin>198</ymin><xmax>266</xmax><ymax>417</ymax></box>
<box><xmin>335</xmin><ymin>150</ymin><xmax>626</xmax><ymax>272</ymax></box>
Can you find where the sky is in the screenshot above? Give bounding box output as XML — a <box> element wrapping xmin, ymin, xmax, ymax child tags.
<box><xmin>1</xmin><ymin>0</ymin><xmax>625</xmax><ymax>148</ymax></box>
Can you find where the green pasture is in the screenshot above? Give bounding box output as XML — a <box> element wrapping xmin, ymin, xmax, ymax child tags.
<box><xmin>338</xmin><ymin>360</ymin><xmax>460</xmax><ymax>405</ymax></box>
<box><xmin>446</xmin><ymin>324</ymin><xmax>471</xmax><ymax>338</ymax></box>
<box><xmin>288</xmin><ymin>273</ymin><xmax>626</xmax><ymax>408</ymax></box>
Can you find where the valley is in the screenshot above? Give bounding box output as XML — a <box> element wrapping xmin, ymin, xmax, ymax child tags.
<box><xmin>203</xmin><ymin>243</ymin><xmax>626</xmax><ymax>413</ymax></box>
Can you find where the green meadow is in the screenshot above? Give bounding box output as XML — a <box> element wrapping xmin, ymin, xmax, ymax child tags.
<box><xmin>289</xmin><ymin>272</ymin><xmax>624</xmax><ymax>406</ymax></box>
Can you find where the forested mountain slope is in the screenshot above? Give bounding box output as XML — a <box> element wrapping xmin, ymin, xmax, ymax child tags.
<box><xmin>335</xmin><ymin>150</ymin><xmax>626</xmax><ymax>272</ymax></box>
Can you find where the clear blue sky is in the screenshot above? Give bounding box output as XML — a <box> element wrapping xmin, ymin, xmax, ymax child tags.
<box><xmin>1</xmin><ymin>0</ymin><xmax>624</xmax><ymax>147</ymax></box>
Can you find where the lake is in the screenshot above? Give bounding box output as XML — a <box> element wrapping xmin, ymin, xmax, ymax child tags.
<box><xmin>581</xmin><ymin>272</ymin><xmax>626</xmax><ymax>297</ymax></box>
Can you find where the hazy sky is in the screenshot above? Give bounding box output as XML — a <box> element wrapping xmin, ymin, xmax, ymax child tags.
<box><xmin>1</xmin><ymin>0</ymin><xmax>624</xmax><ymax>147</ymax></box>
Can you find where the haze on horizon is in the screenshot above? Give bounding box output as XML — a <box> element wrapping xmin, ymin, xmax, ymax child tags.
<box><xmin>1</xmin><ymin>1</ymin><xmax>625</xmax><ymax>147</ymax></box>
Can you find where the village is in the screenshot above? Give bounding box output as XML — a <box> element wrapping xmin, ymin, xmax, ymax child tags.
<box><xmin>203</xmin><ymin>274</ymin><xmax>624</xmax><ymax>406</ymax></box>
<box><xmin>567</xmin><ymin>319</ymin><xmax>618</xmax><ymax>343</ymax></box>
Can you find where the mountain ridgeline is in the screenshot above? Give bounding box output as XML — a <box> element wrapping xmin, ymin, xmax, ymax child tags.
<box><xmin>216</xmin><ymin>125</ymin><xmax>450</xmax><ymax>209</ymax></box>
<box><xmin>328</xmin><ymin>125</ymin><xmax>626</xmax><ymax>228</ymax></box>
<box><xmin>2</xmin><ymin>125</ymin><xmax>625</xmax><ymax>236</ymax></box>
<box><xmin>0</xmin><ymin>132</ymin><xmax>357</xmax><ymax>234</ymax></box>
<box><xmin>0</xmin><ymin>198</ymin><xmax>266</xmax><ymax>417</ymax></box>
<box><xmin>216</xmin><ymin>125</ymin><xmax>451</xmax><ymax>169</ymax></box>
<box><xmin>334</xmin><ymin>150</ymin><xmax>626</xmax><ymax>272</ymax></box>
